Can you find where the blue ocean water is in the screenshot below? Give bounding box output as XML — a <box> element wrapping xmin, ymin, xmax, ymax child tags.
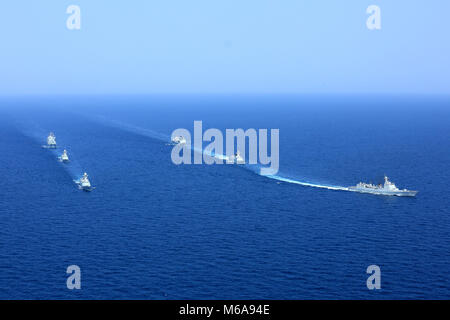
<box><xmin>0</xmin><ymin>95</ymin><xmax>449</xmax><ymax>299</ymax></box>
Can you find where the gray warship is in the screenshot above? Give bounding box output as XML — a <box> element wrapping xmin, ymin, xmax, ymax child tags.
<box><xmin>348</xmin><ymin>176</ymin><xmax>417</xmax><ymax>197</ymax></box>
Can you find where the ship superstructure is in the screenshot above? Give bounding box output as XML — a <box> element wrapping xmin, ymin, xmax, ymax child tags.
<box><xmin>60</xmin><ymin>149</ymin><xmax>69</xmax><ymax>162</ymax></box>
<box><xmin>47</xmin><ymin>132</ymin><xmax>57</xmax><ymax>148</ymax></box>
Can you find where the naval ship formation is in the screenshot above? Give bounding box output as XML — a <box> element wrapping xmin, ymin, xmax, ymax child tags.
<box><xmin>45</xmin><ymin>132</ymin><xmax>417</xmax><ymax>196</ymax></box>
<box><xmin>44</xmin><ymin>132</ymin><xmax>94</xmax><ymax>192</ymax></box>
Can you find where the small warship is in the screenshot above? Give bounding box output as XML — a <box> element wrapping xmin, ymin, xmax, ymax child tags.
<box><xmin>59</xmin><ymin>149</ymin><xmax>69</xmax><ymax>162</ymax></box>
<box><xmin>172</xmin><ymin>136</ymin><xmax>186</xmax><ymax>145</ymax></box>
<box><xmin>76</xmin><ymin>172</ymin><xmax>94</xmax><ymax>192</ymax></box>
<box><xmin>46</xmin><ymin>132</ymin><xmax>57</xmax><ymax>149</ymax></box>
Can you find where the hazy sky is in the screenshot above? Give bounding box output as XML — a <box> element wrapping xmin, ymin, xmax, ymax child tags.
<box><xmin>1</xmin><ymin>1</ymin><xmax>449</xmax><ymax>95</ymax></box>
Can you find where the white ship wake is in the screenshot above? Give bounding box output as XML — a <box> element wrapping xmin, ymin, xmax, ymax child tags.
<box><xmin>84</xmin><ymin>116</ymin><xmax>417</xmax><ymax>197</ymax></box>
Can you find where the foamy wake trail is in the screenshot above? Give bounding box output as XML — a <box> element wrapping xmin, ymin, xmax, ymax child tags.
<box><xmin>87</xmin><ymin>115</ymin><xmax>232</xmax><ymax>160</ymax></box>
<box><xmin>86</xmin><ymin>116</ymin><xmax>353</xmax><ymax>193</ymax></box>
<box><xmin>196</xmin><ymin>147</ymin><xmax>352</xmax><ymax>192</ymax></box>
<box><xmin>263</xmin><ymin>175</ymin><xmax>349</xmax><ymax>191</ymax></box>
<box><xmin>14</xmin><ymin>119</ymin><xmax>86</xmax><ymax>186</ymax></box>
<box><xmin>91</xmin><ymin>115</ymin><xmax>170</xmax><ymax>143</ymax></box>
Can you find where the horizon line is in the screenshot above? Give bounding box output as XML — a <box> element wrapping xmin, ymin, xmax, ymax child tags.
<box><xmin>1</xmin><ymin>92</ymin><xmax>450</xmax><ymax>98</ymax></box>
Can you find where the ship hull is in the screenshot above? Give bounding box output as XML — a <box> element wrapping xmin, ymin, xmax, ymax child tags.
<box><xmin>79</xmin><ymin>185</ymin><xmax>93</xmax><ymax>192</ymax></box>
<box><xmin>348</xmin><ymin>188</ymin><xmax>417</xmax><ymax>197</ymax></box>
